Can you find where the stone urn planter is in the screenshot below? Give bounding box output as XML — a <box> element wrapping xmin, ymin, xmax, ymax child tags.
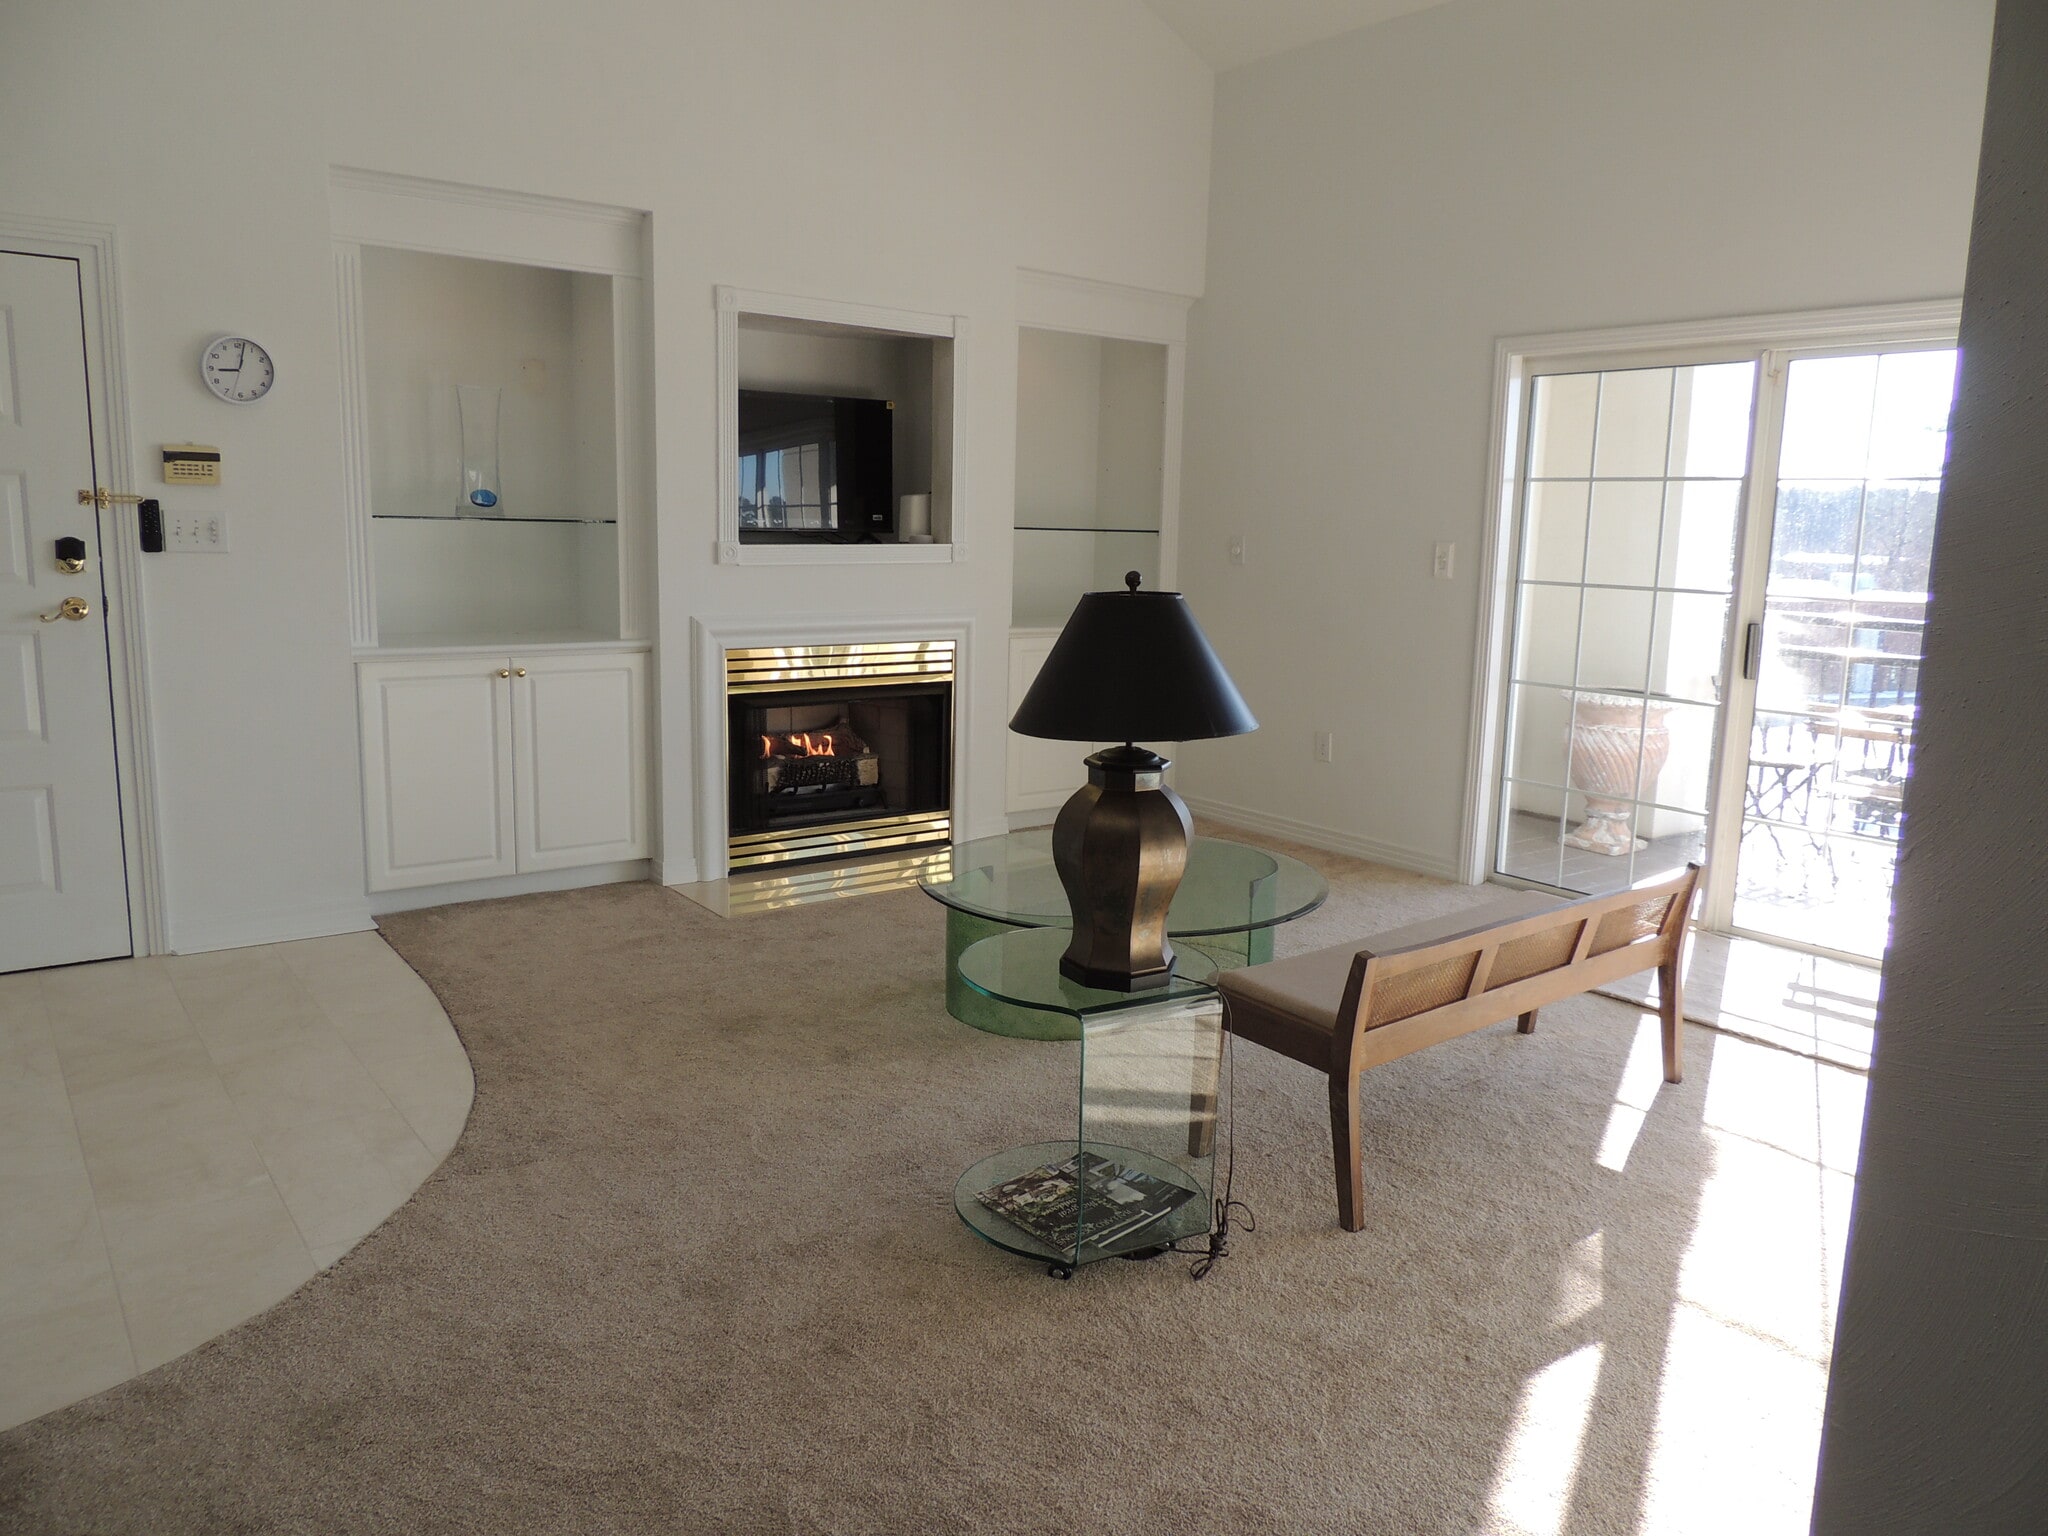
<box><xmin>1562</xmin><ymin>692</ymin><xmax>1671</xmax><ymax>855</ymax></box>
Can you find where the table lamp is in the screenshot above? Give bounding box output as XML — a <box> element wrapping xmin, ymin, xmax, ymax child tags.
<box><xmin>1010</xmin><ymin>573</ymin><xmax>1258</xmax><ymax>991</ymax></box>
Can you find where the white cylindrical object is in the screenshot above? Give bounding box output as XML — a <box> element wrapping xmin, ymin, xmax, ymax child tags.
<box><xmin>899</xmin><ymin>493</ymin><xmax>932</xmax><ymax>539</ymax></box>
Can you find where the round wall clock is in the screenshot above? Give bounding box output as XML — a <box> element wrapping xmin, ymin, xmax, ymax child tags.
<box><xmin>200</xmin><ymin>335</ymin><xmax>276</xmax><ymax>404</ymax></box>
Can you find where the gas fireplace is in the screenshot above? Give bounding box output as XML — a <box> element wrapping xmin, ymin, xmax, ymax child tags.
<box><xmin>725</xmin><ymin>640</ymin><xmax>954</xmax><ymax>871</ymax></box>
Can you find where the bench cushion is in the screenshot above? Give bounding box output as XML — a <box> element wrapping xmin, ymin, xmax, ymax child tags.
<box><xmin>1217</xmin><ymin>888</ymin><xmax>1566</xmax><ymax>1062</ymax></box>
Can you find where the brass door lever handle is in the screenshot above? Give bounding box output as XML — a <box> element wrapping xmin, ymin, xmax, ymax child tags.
<box><xmin>39</xmin><ymin>596</ymin><xmax>91</xmax><ymax>622</ymax></box>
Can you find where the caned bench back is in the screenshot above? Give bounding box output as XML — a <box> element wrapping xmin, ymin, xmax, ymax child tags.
<box><xmin>1335</xmin><ymin>865</ymin><xmax>1701</xmax><ymax>1066</ymax></box>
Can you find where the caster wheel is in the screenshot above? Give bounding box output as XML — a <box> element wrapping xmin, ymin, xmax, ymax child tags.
<box><xmin>1046</xmin><ymin>1263</ymin><xmax>1074</xmax><ymax>1281</ymax></box>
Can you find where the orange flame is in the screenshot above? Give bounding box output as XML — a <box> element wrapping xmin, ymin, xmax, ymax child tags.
<box><xmin>761</xmin><ymin>731</ymin><xmax>839</xmax><ymax>758</ymax></box>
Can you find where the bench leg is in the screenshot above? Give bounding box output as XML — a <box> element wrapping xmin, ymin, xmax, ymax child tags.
<box><xmin>1517</xmin><ymin>1009</ymin><xmax>1538</xmax><ymax>1034</ymax></box>
<box><xmin>1658</xmin><ymin>957</ymin><xmax>1684</xmax><ymax>1083</ymax></box>
<box><xmin>1329</xmin><ymin>1074</ymin><xmax>1365</xmax><ymax>1232</ymax></box>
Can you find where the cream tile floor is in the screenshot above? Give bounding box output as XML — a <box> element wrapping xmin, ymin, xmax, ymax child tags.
<box><xmin>0</xmin><ymin>930</ymin><xmax>472</xmax><ymax>1431</ymax></box>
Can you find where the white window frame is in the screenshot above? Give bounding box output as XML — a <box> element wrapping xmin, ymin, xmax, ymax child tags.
<box><xmin>1462</xmin><ymin>301</ymin><xmax>1962</xmax><ymax>903</ymax></box>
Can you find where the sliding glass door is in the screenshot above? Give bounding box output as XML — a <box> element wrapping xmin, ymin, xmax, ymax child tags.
<box><xmin>1492</xmin><ymin>337</ymin><xmax>1957</xmax><ymax>963</ymax></box>
<box><xmin>1718</xmin><ymin>348</ymin><xmax>1954</xmax><ymax>958</ymax></box>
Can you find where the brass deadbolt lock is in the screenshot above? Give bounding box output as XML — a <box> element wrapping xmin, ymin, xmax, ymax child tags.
<box><xmin>55</xmin><ymin>536</ymin><xmax>87</xmax><ymax>574</ymax></box>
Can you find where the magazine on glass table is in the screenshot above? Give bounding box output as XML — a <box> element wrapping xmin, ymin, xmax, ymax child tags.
<box><xmin>975</xmin><ymin>1151</ymin><xmax>1197</xmax><ymax>1254</ymax></box>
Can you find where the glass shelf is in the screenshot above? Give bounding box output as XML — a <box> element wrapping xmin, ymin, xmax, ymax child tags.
<box><xmin>372</xmin><ymin>513</ymin><xmax>618</xmax><ymax>525</ymax></box>
<box><xmin>956</xmin><ymin>924</ymin><xmax>1221</xmax><ymax>1017</ymax></box>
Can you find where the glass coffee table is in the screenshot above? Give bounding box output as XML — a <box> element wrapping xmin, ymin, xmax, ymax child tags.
<box><xmin>951</xmin><ymin>926</ymin><xmax>1226</xmax><ymax>1277</ymax></box>
<box><xmin>921</xmin><ymin>829</ymin><xmax>1327</xmax><ymax>1039</ymax></box>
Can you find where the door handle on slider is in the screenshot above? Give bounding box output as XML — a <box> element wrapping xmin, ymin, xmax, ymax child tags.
<box><xmin>39</xmin><ymin>596</ymin><xmax>91</xmax><ymax>622</ymax></box>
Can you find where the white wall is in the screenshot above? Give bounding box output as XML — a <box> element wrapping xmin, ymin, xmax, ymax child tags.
<box><xmin>0</xmin><ymin>0</ymin><xmax>1211</xmax><ymax>945</ymax></box>
<box><xmin>1177</xmin><ymin>0</ymin><xmax>1994</xmax><ymax>875</ymax></box>
<box><xmin>1815</xmin><ymin>4</ymin><xmax>2048</xmax><ymax>1522</ymax></box>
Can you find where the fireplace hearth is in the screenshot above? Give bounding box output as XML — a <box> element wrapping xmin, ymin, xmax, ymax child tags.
<box><xmin>725</xmin><ymin>641</ymin><xmax>954</xmax><ymax>871</ymax></box>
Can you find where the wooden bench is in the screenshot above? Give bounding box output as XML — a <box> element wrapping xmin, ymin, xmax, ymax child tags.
<box><xmin>1216</xmin><ymin>864</ymin><xmax>1701</xmax><ymax>1231</ymax></box>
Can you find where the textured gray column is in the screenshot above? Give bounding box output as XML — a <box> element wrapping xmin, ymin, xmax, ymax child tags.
<box><xmin>1812</xmin><ymin>4</ymin><xmax>2048</xmax><ymax>1530</ymax></box>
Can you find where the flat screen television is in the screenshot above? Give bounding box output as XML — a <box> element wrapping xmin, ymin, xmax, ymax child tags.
<box><xmin>737</xmin><ymin>389</ymin><xmax>894</xmax><ymax>543</ymax></box>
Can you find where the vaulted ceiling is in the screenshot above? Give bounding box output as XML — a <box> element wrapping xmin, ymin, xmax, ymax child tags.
<box><xmin>1142</xmin><ymin>0</ymin><xmax>1460</xmax><ymax>70</ymax></box>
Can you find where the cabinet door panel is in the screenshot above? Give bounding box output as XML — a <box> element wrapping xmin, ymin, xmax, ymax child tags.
<box><xmin>512</xmin><ymin>652</ymin><xmax>648</xmax><ymax>871</ymax></box>
<box><xmin>1007</xmin><ymin>633</ymin><xmax>1091</xmax><ymax>813</ymax></box>
<box><xmin>359</xmin><ymin>661</ymin><xmax>515</xmax><ymax>891</ymax></box>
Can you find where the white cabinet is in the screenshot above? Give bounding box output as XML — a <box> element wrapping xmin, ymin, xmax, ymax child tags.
<box><xmin>511</xmin><ymin>653</ymin><xmax>649</xmax><ymax>872</ymax></box>
<box><xmin>359</xmin><ymin>650</ymin><xmax>648</xmax><ymax>892</ymax></box>
<box><xmin>1006</xmin><ymin>630</ymin><xmax>1092</xmax><ymax>815</ymax></box>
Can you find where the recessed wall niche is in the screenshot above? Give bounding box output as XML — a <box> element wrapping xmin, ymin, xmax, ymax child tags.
<box><xmin>715</xmin><ymin>286</ymin><xmax>963</xmax><ymax>565</ymax></box>
<box><xmin>1012</xmin><ymin>326</ymin><xmax>1169</xmax><ymax>628</ymax></box>
<box><xmin>359</xmin><ymin>247</ymin><xmax>622</xmax><ymax>645</ymax></box>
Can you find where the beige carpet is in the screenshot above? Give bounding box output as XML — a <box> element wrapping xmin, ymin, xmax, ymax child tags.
<box><xmin>0</xmin><ymin>847</ymin><xmax>1859</xmax><ymax>1535</ymax></box>
<box><xmin>1598</xmin><ymin>930</ymin><xmax>1878</xmax><ymax>1072</ymax></box>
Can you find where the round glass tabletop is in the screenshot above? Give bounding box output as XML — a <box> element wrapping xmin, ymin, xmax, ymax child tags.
<box><xmin>955</xmin><ymin>925</ymin><xmax>1221</xmax><ymax>1019</ymax></box>
<box><xmin>923</xmin><ymin>830</ymin><xmax>1327</xmax><ymax>936</ymax></box>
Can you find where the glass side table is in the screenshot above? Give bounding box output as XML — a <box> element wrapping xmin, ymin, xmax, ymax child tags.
<box><xmin>922</xmin><ymin>830</ymin><xmax>1327</xmax><ymax>1039</ymax></box>
<box><xmin>952</xmin><ymin>927</ymin><xmax>1225</xmax><ymax>1278</ymax></box>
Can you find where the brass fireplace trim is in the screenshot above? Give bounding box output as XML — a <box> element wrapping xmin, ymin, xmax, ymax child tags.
<box><xmin>728</xmin><ymin>811</ymin><xmax>952</xmax><ymax>872</ymax></box>
<box><xmin>725</xmin><ymin>639</ymin><xmax>955</xmax><ymax>694</ymax></box>
<box><xmin>725</xmin><ymin>639</ymin><xmax>956</xmax><ymax>873</ymax></box>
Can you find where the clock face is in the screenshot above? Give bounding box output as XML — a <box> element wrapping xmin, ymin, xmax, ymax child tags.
<box><xmin>201</xmin><ymin>335</ymin><xmax>276</xmax><ymax>404</ymax></box>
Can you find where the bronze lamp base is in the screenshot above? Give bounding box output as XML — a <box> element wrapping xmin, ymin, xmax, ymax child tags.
<box><xmin>1050</xmin><ymin>745</ymin><xmax>1193</xmax><ymax>991</ymax></box>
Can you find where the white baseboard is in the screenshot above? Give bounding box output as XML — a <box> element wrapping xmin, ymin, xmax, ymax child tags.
<box><xmin>167</xmin><ymin>897</ymin><xmax>377</xmax><ymax>956</ymax></box>
<box><xmin>1178</xmin><ymin>795</ymin><xmax>1464</xmax><ymax>883</ymax></box>
<box><xmin>367</xmin><ymin>860</ymin><xmax>653</xmax><ymax>917</ymax></box>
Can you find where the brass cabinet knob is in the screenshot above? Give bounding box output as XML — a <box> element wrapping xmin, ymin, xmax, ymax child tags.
<box><xmin>38</xmin><ymin>595</ymin><xmax>91</xmax><ymax>623</ymax></box>
<box><xmin>497</xmin><ymin>668</ymin><xmax>512</xmax><ymax>678</ymax></box>
<box><xmin>514</xmin><ymin>667</ymin><xmax>528</xmax><ymax>677</ymax></box>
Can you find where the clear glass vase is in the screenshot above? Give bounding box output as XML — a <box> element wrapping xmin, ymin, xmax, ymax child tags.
<box><xmin>456</xmin><ymin>384</ymin><xmax>503</xmax><ymax>514</ymax></box>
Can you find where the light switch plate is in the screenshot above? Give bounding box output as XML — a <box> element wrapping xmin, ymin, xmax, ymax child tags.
<box><xmin>1433</xmin><ymin>541</ymin><xmax>1455</xmax><ymax>580</ymax></box>
<box><xmin>166</xmin><ymin>510</ymin><xmax>229</xmax><ymax>551</ymax></box>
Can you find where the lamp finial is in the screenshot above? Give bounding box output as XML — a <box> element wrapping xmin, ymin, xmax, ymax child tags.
<box><xmin>1124</xmin><ymin>570</ymin><xmax>1142</xmax><ymax>592</ymax></box>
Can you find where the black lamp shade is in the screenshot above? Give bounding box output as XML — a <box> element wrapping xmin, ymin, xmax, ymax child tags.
<box><xmin>1010</xmin><ymin>582</ymin><xmax>1258</xmax><ymax>743</ymax></box>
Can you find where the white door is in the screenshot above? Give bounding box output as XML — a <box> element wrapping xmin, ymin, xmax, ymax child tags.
<box><xmin>0</xmin><ymin>251</ymin><xmax>130</xmax><ymax>972</ymax></box>
<box><xmin>510</xmin><ymin>651</ymin><xmax>648</xmax><ymax>871</ymax></box>
<box><xmin>358</xmin><ymin>658</ymin><xmax>516</xmax><ymax>890</ymax></box>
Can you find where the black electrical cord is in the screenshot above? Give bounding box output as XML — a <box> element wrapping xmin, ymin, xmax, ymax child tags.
<box><xmin>1170</xmin><ymin>997</ymin><xmax>1254</xmax><ymax>1280</ymax></box>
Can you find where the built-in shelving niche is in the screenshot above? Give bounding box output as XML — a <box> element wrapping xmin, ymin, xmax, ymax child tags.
<box><xmin>361</xmin><ymin>248</ymin><xmax>620</xmax><ymax>645</ymax></box>
<box><xmin>1012</xmin><ymin>327</ymin><xmax>1171</xmax><ymax>628</ymax></box>
<box><xmin>333</xmin><ymin>169</ymin><xmax>652</xmax><ymax>652</ymax></box>
<box><xmin>715</xmin><ymin>286</ymin><xmax>965</xmax><ymax>566</ymax></box>
<box><xmin>1005</xmin><ymin>273</ymin><xmax>1190</xmax><ymax>819</ymax></box>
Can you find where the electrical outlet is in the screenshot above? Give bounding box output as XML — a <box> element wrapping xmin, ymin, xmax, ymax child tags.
<box><xmin>1314</xmin><ymin>730</ymin><xmax>1336</xmax><ymax>764</ymax></box>
<box><xmin>1433</xmin><ymin>541</ymin><xmax>1455</xmax><ymax>580</ymax></box>
<box><xmin>1227</xmin><ymin>535</ymin><xmax>1246</xmax><ymax>566</ymax></box>
<box><xmin>166</xmin><ymin>510</ymin><xmax>229</xmax><ymax>552</ymax></box>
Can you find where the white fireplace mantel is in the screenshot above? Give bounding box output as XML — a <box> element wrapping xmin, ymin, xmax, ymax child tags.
<box><xmin>689</xmin><ymin>613</ymin><xmax>978</xmax><ymax>883</ymax></box>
